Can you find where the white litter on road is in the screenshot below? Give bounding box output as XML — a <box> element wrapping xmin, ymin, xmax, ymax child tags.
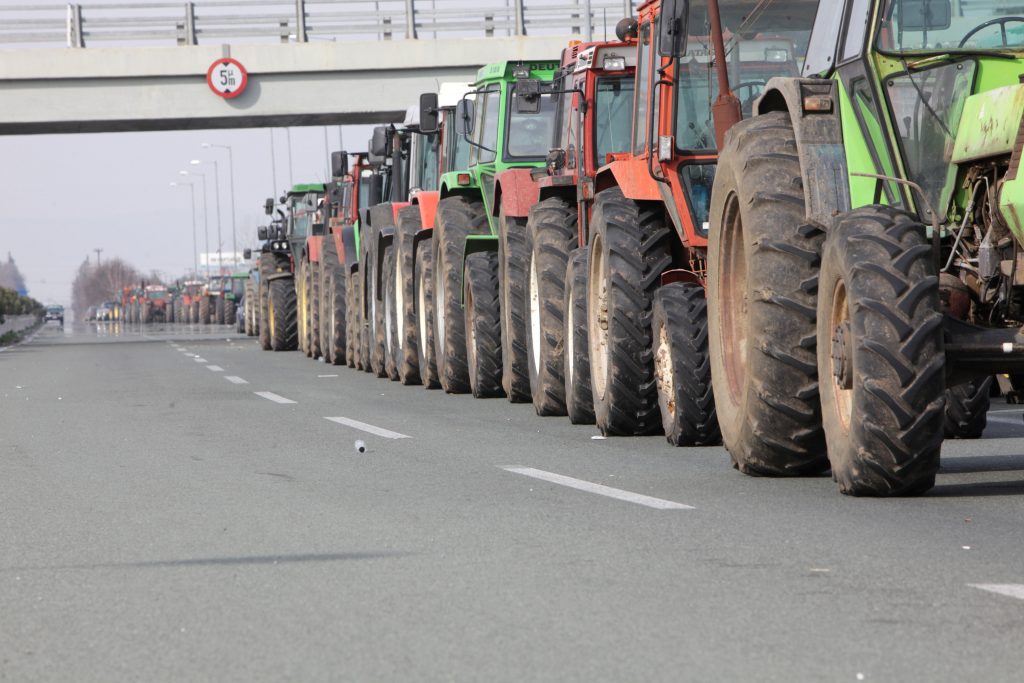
<box><xmin>255</xmin><ymin>391</ymin><xmax>296</xmax><ymax>404</ymax></box>
<box><xmin>501</xmin><ymin>467</ymin><xmax>694</xmax><ymax>510</ymax></box>
<box><xmin>324</xmin><ymin>416</ymin><xmax>410</xmax><ymax>439</ymax></box>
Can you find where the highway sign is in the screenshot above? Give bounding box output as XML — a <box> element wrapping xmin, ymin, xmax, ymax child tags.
<box><xmin>206</xmin><ymin>58</ymin><xmax>248</xmax><ymax>99</ymax></box>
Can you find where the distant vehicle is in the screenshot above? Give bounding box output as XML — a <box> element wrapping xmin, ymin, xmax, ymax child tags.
<box><xmin>97</xmin><ymin>302</ymin><xmax>116</xmax><ymax>321</ymax></box>
<box><xmin>85</xmin><ymin>305</ymin><xmax>97</xmax><ymax>321</ymax></box>
<box><xmin>44</xmin><ymin>305</ymin><xmax>64</xmax><ymax>324</ymax></box>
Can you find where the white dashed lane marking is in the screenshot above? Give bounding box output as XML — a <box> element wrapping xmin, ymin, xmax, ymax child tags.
<box><xmin>324</xmin><ymin>417</ymin><xmax>410</xmax><ymax>439</ymax></box>
<box><xmin>194</xmin><ymin>357</ymin><xmax>208</xmax><ymax>363</ymax></box>
<box><xmin>501</xmin><ymin>467</ymin><xmax>694</xmax><ymax>510</ymax></box>
<box><xmin>254</xmin><ymin>391</ymin><xmax>296</xmax><ymax>404</ymax></box>
<box><xmin>206</xmin><ymin>365</ymin><xmax>224</xmax><ymax>372</ymax></box>
<box><xmin>224</xmin><ymin>376</ymin><xmax>249</xmax><ymax>384</ymax></box>
<box><xmin>970</xmin><ymin>584</ymin><xmax>1024</xmax><ymax>601</ymax></box>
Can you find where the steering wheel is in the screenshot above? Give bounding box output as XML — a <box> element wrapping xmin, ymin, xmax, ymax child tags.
<box><xmin>959</xmin><ymin>16</ymin><xmax>1024</xmax><ymax>47</ymax></box>
<box><xmin>731</xmin><ymin>81</ymin><xmax>767</xmax><ymax>114</ymax></box>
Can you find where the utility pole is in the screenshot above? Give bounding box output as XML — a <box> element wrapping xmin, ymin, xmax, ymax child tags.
<box><xmin>94</xmin><ymin>248</ymin><xmax>103</xmax><ymax>267</ymax></box>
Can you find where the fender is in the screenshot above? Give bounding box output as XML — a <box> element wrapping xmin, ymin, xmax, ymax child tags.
<box><xmin>594</xmin><ymin>157</ymin><xmax>661</xmax><ymax>201</ymax></box>
<box><xmin>329</xmin><ymin>230</ymin><xmax>346</xmax><ymax>267</ymax></box>
<box><xmin>660</xmin><ymin>268</ymin><xmax>704</xmax><ymax>289</ymax></box>
<box><xmin>390</xmin><ymin>201</ymin><xmax>411</xmax><ymax>224</ymax></box>
<box><xmin>461</xmin><ymin>234</ymin><xmax>499</xmax><ymax>304</ymax></box>
<box><xmin>266</xmin><ymin>271</ymin><xmax>294</xmax><ymax>282</ymax></box>
<box><xmin>306</xmin><ymin>235</ymin><xmax>323</xmax><ymax>263</ymax></box>
<box><xmin>342</xmin><ymin>225</ymin><xmax>359</xmax><ymax>273</ymax></box>
<box><xmin>411</xmin><ymin>227</ymin><xmax>433</xmax><ymax>288</ymax></box>
<box><xmin>375</xmin><ymin>227</ymin><xmax>395</xmax><ymax>301</ymax></box>
<box><xmin>415</xmin><ymin>191</ymin><xmax>440</xmax><ymax>232</ymax></box>
<box><xmin>537</xmin><ymin>174</ymin><xmax>576</xmax><ymax>203</ymax></box>
<box><xmin>754</xmin><ymin>77</ymin><xmax>850</xmax><ymax>229</ymax></box>
<box><xmin>492</xmin><ymin>168</ymin><xmax>540</xmax><ymax>218</ymax></box>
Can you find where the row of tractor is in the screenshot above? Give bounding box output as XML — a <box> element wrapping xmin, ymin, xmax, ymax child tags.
<box><xmin>243</xmin><ymin>0</ymin><xmax>1024</xmax><ymax>497</ymax></box>
<box><xmin>97</xmin><ymin>275</ymin><xmax>249</xmax><ymax>327</ymax></box>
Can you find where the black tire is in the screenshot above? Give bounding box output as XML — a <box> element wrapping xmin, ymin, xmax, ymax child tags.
<box><xmin>382</xmin><ymin>245</ymin><xmax>400</xmax><ymax>381</ymax></box>
<box><xmin>652</xmin><ymin>282</ymin><xmax>721</xmax><ymax>446</ymax></box>
<box><xmin>414</xmin><ymin>237</ymin><xmax>441</xmax><ymax>389</ymax></box>
<box><xmin>166</xmin><ymin>301</ymin><xmax>175</xmax><ymax>324</ymax></box>
<box><xmin>269</xmin><ymin>276</ymin><xmax>298</xmax><ymax>351</ymax></box>
<box><xmin>707</xmin><ymin>111</ymin><xmax>829</xmax><ymax>476</ymax></box>
<box><xmin>310</xmin><ymin>261</ymin><xmax>322</xmax><ymax>359</ymax></box>
<box><xmin>199</xmin><ymin>297</ymin><xmax>210</xmax><ymax>326</ymax></box>
<box><xmin>564</xmin><ymin>248</ymin><xmax>595</xmax><ymax>425</ymax></box>
<box><xmin>346</xmin><ymin>264</ymin><xmax>362</xmax><ymax>369</ymax></box>
<box><xmin>244</xmin><ymin>281</ymin><xmax>256</xmax><ymax>336</ymax></box>
<box><xmin>320</xmin><ymin>239</ymin><xmax>347</xmax><ymax>366</ymax></box>
<box><xmin>587</xmin><ymin>187</ymin><xmax>672</xmax><ymax>436</ymax></box>
<box><xmin>818</xmin><ymin>205</ymin><xmax>944</xmax><ymax>496</ymax></box>
<box><xmin>526</xmin><ymin>197</ymin><xmax>576</xmax><ymax>416</ymax></box>
<box><xmin>499</xmin><ymin>210</ymin><xmax>532</xmax><ymax>402</ymax></box>
<box><xmin>945</xmin><ymin>377</ymin><xmax>991</xmax><ymax>439</ymax></box>
<box><xmin>393</xmin><ymin>205</ymin><xmax>423</xmax><ymax>385</ymax></box>
<box><xmin>192</xmin><ymin>301</ymin><xmax>199</xmax><ymax>326</ymax></box>
<box><xmin>298</xmin><ymin>259</ymin><xmax>312</xmax><ymax>357</ymax></box>
<box><xmin>142</xmin><ymin>303</ymin><xmax>151</xmax><ymax>324</ymax></box>
<box><xmin>225</xmin><ymin>298</ymin><xmax>236</xmax><ymax>326</ymax></box>
<box><xmin>433</xmin><ymin>197</ymin><xmax>488</xmax><ymax>393</ymax></box>
<box><xmin>365</xmin><ymin>205</ymin><xmax>396</xmax><ymax>376</ymax></box>
<box><xmin>215</xmin><ymin>296</ymin><xmax>225</xmax><ymax>325</ymax></box>
<box><xmin>464</xmin><ymin>251</ymin><xmax>504</xmax><ymax>398</ymax></box>
<box><xmin>258</xmin><ymin>258</ymin><xmax>274</xmax><ymax>350</ymax></box>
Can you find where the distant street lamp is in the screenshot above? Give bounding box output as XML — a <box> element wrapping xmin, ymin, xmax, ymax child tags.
<box><xmin>285</xmin><ymin>128</ymin><xmax>294</xmax><ymax>186</ymax></box>
<box><xmin>202</xmin><ymin>143</ymin><xmax>238</xmax><ymax>269</ymax></box>
<box><xmin>180</xmin><ymin>169</ymin><xmax>210</xmax><ymax>274</ymax></box>
<box><xmin>170</xmin><ymin>180</ymin><xmax>199</xmax><ymax>276</ymax></box>
<box><xmin>191</xmin><ymin>159</ymin><xmax>223</xmax><ymax>274</ymax></box>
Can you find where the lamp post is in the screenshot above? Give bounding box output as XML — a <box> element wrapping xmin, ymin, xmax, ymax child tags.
<box><xmin>191</xmin><ymin>159</ymin><xmax>223</xmax><ymax>274</ymax></box>
<box><xmin>285</xmin><ymin>127</ymin><xmax>294</xmax><ymax>186</ymax></box>
<box><xmin>202</xmin><ymin>143</ymin><xmax>238</xmax><ymax>269</ymax></box>
<box><xmin>170</xmin><ymin>180</ymin><xmax>199</xmax><ymax>276</ymax></box>
<box><xmin>180</xmin><ymin>169</ymin><xmax>209</xmax><ymax>275</ymax></box>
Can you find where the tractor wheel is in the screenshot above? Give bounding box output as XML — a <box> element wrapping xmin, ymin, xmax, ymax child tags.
<box><xmin>707</xmin><ymin>110</ymin><xmax>829</xmax><ymax>476</ymax></box>
<box><xmin>199</xmin><ymin>297</ymin><xmax>210</xmax><ymax>326</ymax></box>
<box><xmin>526</xmin><ymin>196</ymin><xmax>576</xmax><ymax>416</ymax></box>
<box><xmin>415</xmin><ymin>237</ymin><xmax>441</xmax><ymax>389</ymax></box>
<box><xmin>818</xmin><ymin>205</ymin><xmax>944</xmax><ymax>496</ymax></box>
<box><xmin>652</xmin><ymin>282</ymin><xmax>721</xmax><ymax>446</ymax></box>
<box><xmin>369</xmin><ymin>248</ymin><xmax>389</xmax><ymax>379</ymax></box>
<box><xmin>499</xmin><ymin>209</ymin><xmax>532</xmax><ymax>402</ymax></box>
<box><xmin>346</xmin><ymin>266</ymin><xmax>362</xmax><ymax>369</ymax></box>
<box><xmin>464</xmin><ymin>251</ymin><xmax>504</xmax><ymax>398</ymax></box>
<box><xmin>564</xmin><ymin>247</ymin><xmax>595</xmax><ymax>425</ymax></box>
<box><xmin>320</xmin><ymin>240</ymin><xmax>347</xmax><ymax>366</ymax></box>
<box><xmin>587</xmin><ymin>187</ymin><xmax>672</xmax><ymax>436</ymax></box>
<box><xmin>142</xmin><ymin>304</ymin><xmax>151</xmax><ymax>324</ymax></box>
<box><xmin>382</xmin><ymin>245</ymin><xmax>400</xmax><ymax>381</ymax></box>
<box><xmin>225</xmin><ymin>299</ymin><xmax>237</xmax><ymax>326</ymax></box>
<box><xmin>393</xmin><ymin>205</ymin><xmax>423</xmax><ymax>385</ymax></box>
<box><xmin>215</xmin><ymin>296</ymin><xmax>225</xmax><ymax>325</ymax></box>
<box><xmin>268</xmin><ymin>276</ymin><xmax>298</xmax><ymax>351</ymax></box>
<box><xmin>433</xmin><ymin>196</ymin><xmax>488</xmax><ymax>394</ymax></box>
<box><xmin>166</xmin><ymin>301</ymin><xmax>174</xmax><ymax>324</ymax></box>
<box><xmin>945</xmin><ymin>377</ymin><xmax>991</xmax><ymax>439</ymax></box>
<box><xmin>298</xmin><ymin>259</ymin><xmax>311</xmax><ymax>357</ymax></box>
<box><xmin>310</xmin><ymin>261</ymin><xmax>322</xmax><ymax>360</ymax></box>
<box><xmin>244</xmin><ymin>282</ymin><xmax>256</xmax><ymax>336</ymax></box>
<box><xmin>192</xmin><ymin>301</ymin><xmax>199</xmax><ymax>325</ymax></box>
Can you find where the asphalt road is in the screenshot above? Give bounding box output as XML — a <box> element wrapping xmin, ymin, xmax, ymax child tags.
<box><xmin>2</xmin><ymin>321</ymin><xmax>1024</xmax><ymax>681</ymax></box>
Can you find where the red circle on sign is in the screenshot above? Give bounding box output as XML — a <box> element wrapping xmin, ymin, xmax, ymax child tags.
<box><xmin>206</xmin><ymin>58</ymin><xmax>248</xmax><ymax>99</ymax></box>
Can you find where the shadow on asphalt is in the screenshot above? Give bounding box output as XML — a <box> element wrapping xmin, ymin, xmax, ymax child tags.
<box><xmin>927</xmin><ymin>479</ymin><xmax>1024</xmax><ymax>498</ymax></box>
<box><xmin>4</xmin><ymin>552</ymin><xmax>409</xmax><ymax>572</ymax></box>
<box><xmin>940</xmin><ymin>454</ymin><xmax>1024</xmax><ymax>474</ymax></box>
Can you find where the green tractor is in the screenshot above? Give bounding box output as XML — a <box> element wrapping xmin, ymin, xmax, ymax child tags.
<box><xmin>427</xmin><ymin>59</ymin><xmax>560</xmax><ymax>397</ymax></box>
<box><xmin>704</xmin><ymin>0</ymin><xmax>1024</xmax><ymax>496</ymax></box>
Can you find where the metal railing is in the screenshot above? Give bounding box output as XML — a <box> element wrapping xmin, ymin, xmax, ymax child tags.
<box><xmin>0</xmin><ymin>0</ymin><xmax>637</xmax><ymax>48</ymax></box>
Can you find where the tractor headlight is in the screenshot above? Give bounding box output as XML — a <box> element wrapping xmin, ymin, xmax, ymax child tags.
<box><xmin>602</xmin><ymin>55</ymin><xmax>626</xmax><ymax>71</ymax></box>
<box><xmin>764</xmin><ymin>48</ymin><xmax>789</xmax><ymax>62</ymax></box>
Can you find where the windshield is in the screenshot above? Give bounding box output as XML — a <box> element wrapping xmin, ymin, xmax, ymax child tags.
<box><xmin>676</xmin><ymin>0</ymin><xmax>817</xmax><ymax>151</ymax></box>
<box><xmin>471</xmin><ymin>88</ymin><xmax>500</xmax><ymax>165</ymax></box>
<box><xmin>505</xmin><ymin>89</ymin><xmax>557</xmax><ymax>159</ymax></box>
<box><xmin>878</xmin><ymin>0</ymin><xmax>1024</xmax><ymax>52</ymax></box>
<box><xmin>418</xmin><ymin>132</ymin><xmax>440</xmax><ymax>191</ymax></box>
<box><xmin>594</xmin><ymin>76</ymin><xmax>635</xmax><ymax>165</ymax></box>
<box><xmin>232</xmin><ymin>279</ymin><xmax>246</xmax><ymax>297</ymax></box>
<box><xmin>357</xmin><ymin>172</ymin><xmax>372</xmax><ymax>215</ymax></box>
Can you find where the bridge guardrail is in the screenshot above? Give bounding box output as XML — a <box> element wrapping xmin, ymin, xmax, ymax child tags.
<box><xmin>0</xmin><ymin>0</ymin><xmax>637</xmax><ymax>48</ymax></box>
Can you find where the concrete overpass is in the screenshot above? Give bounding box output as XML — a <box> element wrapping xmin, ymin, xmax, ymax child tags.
<box><xmin>0</xmin><ymin>0</ymin><xmax>635</xmax><ymax>135</ymax></box>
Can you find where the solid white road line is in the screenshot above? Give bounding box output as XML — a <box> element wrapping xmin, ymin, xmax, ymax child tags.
<box><xmin>255</xmin><ymin>391</ymin><xmax>296</xmax><ymax>404</ymax></box>
<box><xmin>502</xmin><ymin>467</ymin><xmax>694</xmax><ymax>510</ymax></box>
<box><xmin>224</xmin><ymin>376</ymin><xmax>249</xmax><ymax>384</ymax></box>
<box><xmin>969</xmin><ymin>584</ymin><xmax>1024</xmax><ymax>601</ymax></box>
<box><xmin>318</xmin><ymin>374</ymin><xmax>338</xmax><ymax>378</ymax></box>
<box><xmin>985</xmin><ymin>415</ymin><xmax>1023</xmax><ymax>425</ymax></box>
<box><xmin>324</xmin><ymin>416</ymin><xmax>410</xmax><ymax>439</ymax></box>
<box><xmin>206</xmin><ymin>365</ymin><xmax>224</xmax><ymax>372</ymax></box>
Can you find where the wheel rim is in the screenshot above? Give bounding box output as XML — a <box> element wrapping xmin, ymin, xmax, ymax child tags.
<box><xmin>435</xmin><ymin>248</ymin><xmax>446</xmax><ymax>350</ymax></box>
<box><xmin>385</xmin><ymin>271</ymin><xmax>394</xmax><ymax>352</ymax></box>
<box><xmin>654</xmin><ymin>318</ymin><xmax>676</xmax><ymax>419</ymax></box>
<box><xmin>719</xmin><ymin>195</ymin><xmax>748</xmax><ymax>405</ymax></box>
<box><xmin>566</xmin><ymin>276</ymin><xmax>575</xmax><ymax>397</ymax></box>
<box><xmin>395</xmin><ymin>256</ymin><xmax>405</xmax><ymax>353</ymax></box>
<box><xmin>418</xmin><ymin>261</ymin><xmax>429</xmax><ymax>355</ymax></box>
<box><xmin>529</xmin><ymin>250</ymin><xmax>541</xmax><ymax>379</ymax></box>
<box><xmin>268</xmin><ymin>292</ymin><xmax>276</xmax><ymax>338</ymax></box>
<box><xmin>465</xmin><ymin>279</ymin><xmax>476</xmax><ymax>384</ymax></box>
<box><xmin>828</xmin><ymin>277</ymin><xmax>853</xmax><ymax>434</ymax></box>
<box><xmin>587</xmin><ymin>235</ymin><xmax>608</xmax><ymax>400</ymax></box>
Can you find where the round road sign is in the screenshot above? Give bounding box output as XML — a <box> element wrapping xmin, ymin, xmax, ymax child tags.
<box><xmin>206</xmin><ymin>58</ymin><xmax>248</xmax><ymax>99</ymax></box>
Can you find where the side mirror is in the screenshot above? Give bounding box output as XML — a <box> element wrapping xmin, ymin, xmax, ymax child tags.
<box><xmin>264</xmin><ymin>197</ymin><xmax>274</xmax><ymax>215</ymax></box>
<box><xmin>331</xmin><ymin>151</ymin><xmax>347</xmax><ymax>178</ymax></box>
<box><xmin>456</xmin><ymin>98</ymin><xmax>475</xmax><ymax>136</ymax></box>
<box><xmin>419</xmin><ymin>93</ymin><xmax>440</xmax><ymax>134</ymax></box>
<box><xmin>658</xmin><ymin>0</ymin><xmax>688</xmax><ymax>57</ymax></box>
<box><xmin>898</xmin><ymin>0</ymin><xmax>951</xmax><ymax>31</ymax></box>
<box><xmin>243</xmin><ymin>248</ymin><xmax>252</xmax><ymax>260</ymax></box>
<box><xmin>370</xmin><ymin>126</ymin><xmax>388</xmax><ymax>158</ymax></box>
<box><xmin>257</xmin><ymin>225</ymin><xmax>268</xmax><ymax>241</ymax></box>
<box><xmin>514</xmin><ymin>78</ymin><xmax>542</xmax><ymax>114</ymax></box>
<box><xmin>615</xmin><ymin>16</ymin><xmax>638</xmax><ymax>41</ymax></box>
<box><xmin>546</xmin><ymin>148</ymin><xmax>566</xmax><ymax>174</ymax></box>
<box><xmin>279</xmin><ymin>195</ymin><xmax>286</xmax><ymax>205</ymax></box>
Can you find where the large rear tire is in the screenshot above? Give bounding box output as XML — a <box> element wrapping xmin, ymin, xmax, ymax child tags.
<box><xmin>310</xmin><ymin>261</ymin><xmax>322</xmax><ymax>360</ymax></box>
<box><xmin>652</xmin><ymin>282</ymin><xmax>721</xmax><ymax>446</ymax></box>
<box><xmin>564</xmin><ymin>248</ymin><xmax>595</xmax><ymax>425</ymax></box>
<box><xmin>464</xmin><ymin>251</ymin><xmax>504</xmax><ymax>398</ymax></box>
<box><xmin>393</xmin><ymin>205</ymin><xmax>423</xmax><ymax>385</ymax></box>
<box><xmin>707</xmin><ymin>111</ymin><xmax>829</xmax><ymax>475</ymax></box>
<box><xmin>587</xmin><ymin>187</ymin><xmax>672</xmax><ymax>436</ymax></box>
<box><xmin>245</xmin><ymin>281</ymin><xmax>256</xmax><ymax>336</ymax></box>
<box><xmin>215</xmin><ymin>296</ymin><xmax>225</xmax><ymax>325</ymax></box>
<box><xmin>382</xmin><ymin>245</ymin><xmax>400</xmax><ymax>381</ymax></box>
<box><xmin>199</xmin><ymin>297</ymin><xmax>210</xmax><ymax>326</ymax></box>
<box><xmin>269</xmin><ymin>277</ymin><xmax>298</xmax><ymax>351</ymax></box>
<box><xmin>818</xmin><ymin>206</ymin><xmax>944</xmax><ymax>496</ymax></box>
<box><xmin>346</xmin><ymin>265</ymin><xmax>362</xmax><ymax>369</ymax></box>
<box><xmin>945</xmin><ymin>377</ymin><xmax>991</xmax><ymax>439</ymax></box>
<box><xmin>433</xmin><ymin>197</ymin><xmax>488</xmax><ymax>394</ymax></box>
<box><xmin>258</xmin><ymin>259</ymin><xmax>273</xmax><ymax>350</ymax></box>
<box><xmin>415</xmin><ymin>237</ymin><xmax>441</xmax><ymax>389</ymax></box>
<box><xmin>320</xmin><ymin>239</ymin><xmax>347</xmax><ymax>366</ymax></box>
<box><xmin>499</xmin><ymin>210</ymin><xmax>532</xmax><ymax>402</ymax></box>
<box><xmin>298</xmin><ymin>259</ymin><xmax>312</xmax><ymax>357</ymax></box>
<box><xmin>526</xmin><ymin>197</ymin><xmax>576</xmax><ymax>416</ymax></box>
